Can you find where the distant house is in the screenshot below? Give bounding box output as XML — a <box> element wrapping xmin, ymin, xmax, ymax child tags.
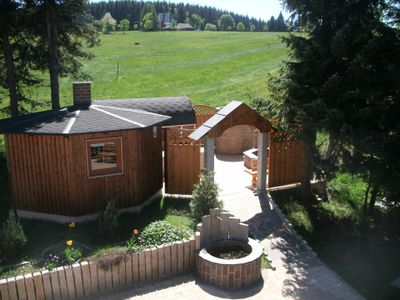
<box><xmin>158</xmin><ymin>13</ymin><xmax>173</xmax><ymax>29</ymax></box>
<box><xmin>176</xmin><ymin>23</ymin><xmax>193</xmax><ymax>31</ymax></box>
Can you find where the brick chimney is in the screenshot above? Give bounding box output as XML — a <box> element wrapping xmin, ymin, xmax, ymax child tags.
<box><xmin>73</xmin><ymin>82</ymin><xmax>91</xmax><ymax>106</ymax></box>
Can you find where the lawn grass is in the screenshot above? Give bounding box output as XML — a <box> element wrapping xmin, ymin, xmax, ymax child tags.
<box><xmin>271</xmin><ymin>174</ymin><xmax>400</xmax><ymax>300</ymax></box>
<box><xmin>3</xmin><ymin>31</ymin><xmax>288</xmax><ymax>110</ymax></box>
<box><xmin>0</xmin><ymin>196</ymin><xmax>193</xmax><ymax>279</ymax></box>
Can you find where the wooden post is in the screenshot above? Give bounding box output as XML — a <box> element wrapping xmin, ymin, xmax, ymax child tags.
<box><xmin>257</xmin><ymin>132</ymin><xmax>268</xmax><ymax>191</ymax></box>
<box><xmin>204</xmin><ymin>136</ymin><xmax>214</xmax><ymax>172</ymax></box>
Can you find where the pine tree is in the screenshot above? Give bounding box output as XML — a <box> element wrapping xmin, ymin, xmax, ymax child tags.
<box><xmin>263</xmin><ymin>0</ymin><xmax>400</xmax><ymax>207</ymax></box>
<box><xmin>31</xmin><ymin>0</ymin><xmax>100</xmax><ymax>110</ymax></box>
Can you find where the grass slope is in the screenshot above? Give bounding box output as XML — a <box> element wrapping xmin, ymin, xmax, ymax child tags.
<box><xmin>16</xmin><ymin>31</ymin><xmax>288</xmax><ymax>108</ymax></box>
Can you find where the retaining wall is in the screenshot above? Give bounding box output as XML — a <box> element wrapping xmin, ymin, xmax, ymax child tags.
<box><xmin>0</xmin><ymin>239</ymin><xmax>195</xmax><ymax>300</ymax></box>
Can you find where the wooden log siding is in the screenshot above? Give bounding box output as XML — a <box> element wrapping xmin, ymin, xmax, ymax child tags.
<box><xmin>5</xmin><ymin>127</ymin><xmax>163</xmax><ymax>216</ymax></box>
<box><xmin>0</xmin><ymin>239</ymin><xmax>196</xmax><ymax>300</ymax></box>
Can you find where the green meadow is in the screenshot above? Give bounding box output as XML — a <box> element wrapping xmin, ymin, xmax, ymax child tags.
<box><xmin>18</xmin><ymin>31</ymin><xmax>288</xmax><ymax>108</ymax></box>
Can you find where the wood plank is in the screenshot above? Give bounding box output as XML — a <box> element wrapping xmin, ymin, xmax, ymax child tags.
<box><xmin>49</xmin><ymin>271</ymin><xmax>61</xmax><ymax>300</ymax></box>
<box><xmin>157</xmin><ymin>246</ymin><xmax>165</xmax><ymax>277</ymax></box>
<box><xmin>177</xmin><ymin>242</ymin><xmax>184</xmax><ymax>273</ymax></box>
<box><xmin>118</xmin><ymin>255</ymin><xmax>127</xmax><ymax>287</ymax></box>
<box><xmin>163</xmin><ymin>245</ymin><xmax>171</xmax><ymax>276</ymax></box>
<box><xmin>170</xmin><ymin>243</ymin><xmax>178</xmax><ymax>275</ymax></box>
<box><xmin>55</xmin><ymin>267</ymin><xmax>68</xmax><ymax>300</ymax></box>
<box><xmin>137</xmin><ymin>252</ymin><xmax>146</xmax><ymax>282</ymax></box>
<box><xmin>41</xmin><ymin>270</ymin><xmax>53</xmax><ymax>300</ymax></box>
<box><xmin>131</xmin><ymin>253</ymin><xmax>139</xmax><ymax>283</ymax></box>
<box><xmin>6</xmin><ymin>277</ymin><xmax>18</xmax><ymax>300</ymax></box>
<box><xmin>96</xmin><ymin>263</ymin><xmax>106</xmax><ymax>294</ymax></box>
<box><xmin>183</xmin><ymin>240</ymin><xmax>190</xmax><ymax>272</ymax></box>
<box><xmin>89</xmin><ymin>263</ymin><xmax>99</xmax><ymax>296</ymax></box>
<box><xmin>144</xmin><ymin>250</ymin><xmax>152</xmax><ymax>280</ymax></box>
<box><xmin>104</xmin><ymin>264</ymin><xmax>113</xmax><ymax>291</ymax></box>
<box><xmin>63</xmin><ymin>266</ymin><xmax>76</xmax><ymax>300</ymax></box>
<box><xmin>72</xmin><ymin>264</ymin><xmax>84</xmax><ymax>297</ymax></box>
<box><xmin>80</xmin><ymin>261</ymin><xmax>92</xmax><ymax>296</ymax></box>
<box><xmin>151</xmin><ymin>248</ymin><xmax>159</xmax><ymax>279</ymax></box>
<box><xmin>0</xmin><ymin>279</ymin><xmax>9</xmax><ymax>300</ymax></box>
<box><xmin>15</xmin><ymin>276</ymin><xmax>27</xmax><ymax>300</ymax></box>
<box><xmin>32</xmin><ymin>272</ymin><xmax>45</xmax><ymax>300</ymax></box>
<box><xmin>111</xmin><ymin>260</ymin><xmax>120</xmax><ymax>289</ymax></box>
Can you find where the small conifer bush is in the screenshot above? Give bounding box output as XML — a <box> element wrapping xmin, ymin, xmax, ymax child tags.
<box><xmin>0</xmin><ymin>210</ymin><xmax>27</xmax><ymax>259</ymax></box>
<box><xmin>190</xmin><ymin>171</ymin><xmax>223</xmax><ymax>222</ymax></box>
<box><xmin>98</xmin><ymin>199</ymin><xmax>118</xmax><ymax>238</ymax></box>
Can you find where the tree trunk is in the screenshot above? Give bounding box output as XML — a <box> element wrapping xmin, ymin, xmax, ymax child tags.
<box><xmin>2</xmin><ymin>28</ymin><xmax>19</xmax><ymax>117</ymax></box>
<box><xmin>325</xmin><ymin>131</ymin><xmax>337</xmax><ymax>160</ymax></box>
<box><xmin>368</xmin><ymin>185</ymin><xmax>379</xmax><ymax>216</ymax></box>
<box><xmin>301</xmin><ymin>130</ymin><xmax>316</xmax><ymax>206</ymax></box>
<box><xmin>46</xmin><ymin>0</ymin><xmax>60</xmax><ymax>110</ymax></box>
<box><xmin>363</xmin><ymin>178</ymin><xmax>371</xmax><ymax>215</ymax></box>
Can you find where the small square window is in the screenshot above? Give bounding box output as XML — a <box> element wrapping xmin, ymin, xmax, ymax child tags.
<box><xmin>86</xmin><ymin>137</ymin><xmax>123</xmax><ymax>177</ymax></box>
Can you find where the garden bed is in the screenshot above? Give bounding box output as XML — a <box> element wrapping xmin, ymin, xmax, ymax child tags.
<box><xmin>0</xmin><ymin>196</ymin><xmax>194</xmax><ymax>279</ymax></box>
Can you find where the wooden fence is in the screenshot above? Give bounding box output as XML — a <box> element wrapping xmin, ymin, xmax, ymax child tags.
<box><xmin>0</xmin><ymin>239</ymin><xmax>195</xmax><ymax>300</ymax></box>
<box><xmin>268</xmin><ymin>131</ymin><xmax>304</xmax><ymax>188</ymax></box>
<box><xmin>165</xmin><ymin>128</ymin><xmax>201</xmax><ymax>195</ymax></box>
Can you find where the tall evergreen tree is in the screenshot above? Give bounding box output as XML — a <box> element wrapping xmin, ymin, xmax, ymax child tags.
<box><xmin>0</xmin><ymin>0</ymin><xmax>41</xmax><ymax>116</ymax></box>
<box><xmin>263</xmin><ymin>0</ymin><xmax>400</xmax><ymax>206</ymax></box>
<box><xmin>30</xmin><ymin>0</ymin><xmax>99</xmax><ymax>110</ymax></box>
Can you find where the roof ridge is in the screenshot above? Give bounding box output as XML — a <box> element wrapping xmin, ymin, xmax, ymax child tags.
<box><xmin>91</xmin><ymin>105</ymin><xmax>145</xmax><ymax>128</ymax></box>
<box><xmin>92</xmin><ymin>104</ymin><xmax>170</xmax><ymax>119</ymax></box>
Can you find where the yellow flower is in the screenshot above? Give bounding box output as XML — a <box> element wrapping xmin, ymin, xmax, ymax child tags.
<box><xmin>66</xmin><ymin>240</ymin><xmax>73</xmax><ymax>246</ymax></box>
<box><xmin>133</xmin><ymin>229</ymin><xmax>139</xmax><ymax>235</ymax></box>
<box><xmin>68</xmin><ymin>222</ymin><xmax>76</xmax><ymax>229</ymax></box>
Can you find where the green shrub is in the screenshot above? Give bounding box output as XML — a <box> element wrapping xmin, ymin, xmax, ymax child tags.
<box><xmin>126</xmin><ymin>238</ymin><xmax>145</xmax><ymax>253</ymax></box>
<box><xmin>329</xmin><ymin>172</ymin><xmax>366</xmax><ymax>210</ymax></box>
<box><xmin>190</xmin><ymin>171</ymin><xmax>223</xmax><ymax>222</ymax></box>
<box><xmin>0</xmin><ymin>210</ymin><xmax>27</xmax><ymax>259</ymax></box>
<box><xmin>204</xmin><ymin>23</ymin><xmax>217</xmax><ymax>31</ymax></box>
<box><xmin>98</xmin><ymin>200</ymin><xmax>118</xmax><ymax>238</ymax></box>
<box><xmin>140</xmin><ymin>221</ymin><xmax>188</xmax><ymax>246</ymax></box>
<box><xmin>64</xmin><ymin>247</ymin><xmax>82</xmax><ymax>264</ymax></box>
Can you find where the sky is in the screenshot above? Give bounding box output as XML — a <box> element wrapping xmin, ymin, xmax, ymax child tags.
<box><xmin>164</xmin><ymin>0</ymin><xmax>289</xmax><ymax>21</ymax></box>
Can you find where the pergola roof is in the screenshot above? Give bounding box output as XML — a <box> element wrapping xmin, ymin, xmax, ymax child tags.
<box><xmin>189</xmin><ymin>101</ymin><xmax>272</xmax><ymax>140</ymax></box>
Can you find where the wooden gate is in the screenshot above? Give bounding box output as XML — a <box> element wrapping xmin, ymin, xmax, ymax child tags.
<box><xmin>268</xmin><ymin>131</ymin><xmax>304</xmax><ymax>188</ymax></box>
<box><xmin>165</xmin><ymin>128</ymin><xmax>201</xmax><ymax>194</ymax></box>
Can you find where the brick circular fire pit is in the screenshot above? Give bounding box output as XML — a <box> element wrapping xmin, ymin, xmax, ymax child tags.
<box><xmin>197</xmin><ymin>238</ymin><xmax>263</xmax><ymax>289</ymax></box>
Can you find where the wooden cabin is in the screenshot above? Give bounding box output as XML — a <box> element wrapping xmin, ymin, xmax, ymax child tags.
<box><xmin>0</xmin><ymin>82</ymin><xmax>196</xmax><ymax>222</ymax></box>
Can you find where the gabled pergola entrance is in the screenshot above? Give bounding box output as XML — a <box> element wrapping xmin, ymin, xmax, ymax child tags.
<box><xmin>189</xmin><ymin>101</ymin><xmax>272</xmax><ymax>191</ymax></box>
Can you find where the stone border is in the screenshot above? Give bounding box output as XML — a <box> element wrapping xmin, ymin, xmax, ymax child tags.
<box><xmin>0</xmin><ymin>239</ymin><xmax>195</xmax><ymax>300</ymax></box>
<box><xmin>17</xmin><ymin>190</ymin><xmax>162</xmax><ymax>224</ymax></box>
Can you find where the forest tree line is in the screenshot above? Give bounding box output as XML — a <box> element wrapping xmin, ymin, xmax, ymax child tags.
<box><xmin>88</xmin><ymin>0</ymin><xmax>288</xmax><ymax>32</ymax></box>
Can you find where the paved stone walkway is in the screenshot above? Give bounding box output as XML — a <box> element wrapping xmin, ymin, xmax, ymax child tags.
<box><xmin>92</xmin><ymin>155</ymin><xmax>364</xmax><ymax>300</ymax></box>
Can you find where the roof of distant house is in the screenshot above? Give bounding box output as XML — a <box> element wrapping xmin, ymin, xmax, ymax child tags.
<box><xmin>0</xmin><ymin>96</ymin><xmax>196</xmax><ymax>135</ymax></box>
<box><xmin>176</xmin><ymin>23</ymin><xmax>193</xmax><ymax>29</ymax></box>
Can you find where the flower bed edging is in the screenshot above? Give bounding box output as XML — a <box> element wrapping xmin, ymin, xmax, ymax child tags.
<box><xmin>0</xmin><ymin>238</ymin><xmax>196</xmax><ymax>300</ymax></box>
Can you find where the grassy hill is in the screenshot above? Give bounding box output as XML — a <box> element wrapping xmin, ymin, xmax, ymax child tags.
<box><xmin>16</xmin><ymin>31</ymin><xmax>288</xmax><ymax>108</ymax></box>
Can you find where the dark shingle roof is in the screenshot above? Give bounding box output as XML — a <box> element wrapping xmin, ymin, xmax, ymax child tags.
<box><xmin>93</xmin><ymin>96</ymin><xmax>195</xmax><ymax>126</ymax></box>
<box><xmin>0</xmin><ymin>96</ymin><xmax>196</xmax><ymax>135</ymax></box>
